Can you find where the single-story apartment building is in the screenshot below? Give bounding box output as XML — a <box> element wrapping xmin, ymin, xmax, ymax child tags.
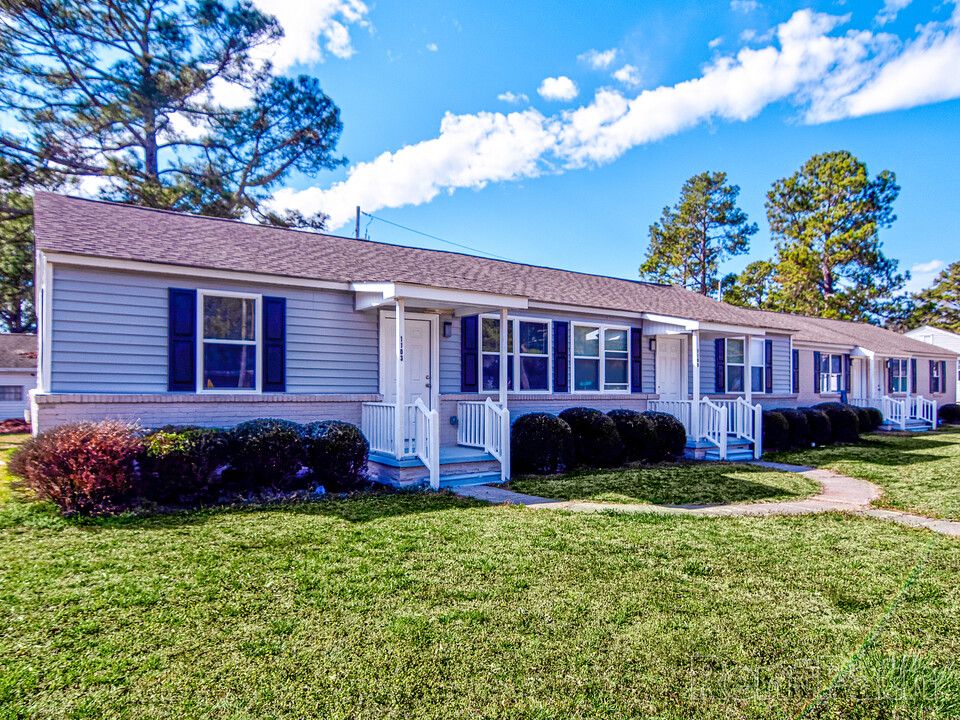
<box><xmin>0</xmin><ymin>333</ymin><xmax>37</xmax><ymax>421</ymax></box>
<box><xmin>905</xmin><ymin>325</ymin><xmax>960</xmax><ymax>399</ymax></box>
<box><xmin>31</xmin><ymin>193</ymin><xmax>958</xmax><ymax>486</ymax></box>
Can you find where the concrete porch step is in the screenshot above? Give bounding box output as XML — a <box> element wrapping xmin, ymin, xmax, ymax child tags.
<box><xmin>877</xmin><ymin>420</ymin><xmax>932</xmax><ymax>432</ymax></box>
<box><xmin>439</xmin><ymin>472</ymin><xmax>502</xmax><ymax>489</ymax></box>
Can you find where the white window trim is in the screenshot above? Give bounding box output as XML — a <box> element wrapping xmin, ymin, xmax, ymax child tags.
<box><xmin>572</xmin><ymin>322</ymin><xmax>631</xmax><ymax>394</ymax></box>
<box><xmin>724</xmin><ymin>336</ymin><xmax>769</xmax><ymax>395</ymax></box>
<box><xmin>890</xmin><ymin>358</ymin><xmax>909</xmax><ymax>395</ymax></box>
<box><xmin>196</xmin><ymin>289</ymin><xmax>262</xmax><ymax>394</ymax></box>
<box><xmin>931</xmin><ymin>360</ymin><xmax>944</xmax><ymax>394</ymax></box>
<box><xmin>725</xmin><ymin>337</ymin><xmax>746</xmax><ymax>394</ymax></box>
<box><xmin>819</xmin><ymin>353</ymin><xmax>843</xmax><ymax>394</ymax></box>
<box><xmin>479</xmin><ymin>314</ymin><xmax>553</xmax><ymax>394</ymax></box>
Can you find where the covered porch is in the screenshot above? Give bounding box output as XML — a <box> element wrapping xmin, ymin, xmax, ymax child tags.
<box><xmin>352</xmin><ymin>282</ymin><xmax>525</xmax><ymax>488</ymax></box>
<box><xmin>849</xmin><ymin>351</ymin><xmax>938</xmax><ymax>430</ymax></box>
<box><xmin>641</xmin><ymin>315</ymin><xmax>769</xmax><ymax>461</ymax></box>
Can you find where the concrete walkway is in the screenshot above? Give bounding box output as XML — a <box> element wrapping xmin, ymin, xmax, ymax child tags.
<box><xmin>452</xmin><ymin>461</ymin><xmax>960</xmax><ymax>538</ymax></box>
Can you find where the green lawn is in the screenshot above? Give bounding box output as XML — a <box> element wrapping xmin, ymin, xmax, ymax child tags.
<box><xmin>508</xmin><ymin>462</ymin><xmax>819</xmax><ymax>506</ymax></box>
<box><xmin>2</xmin><ymin>435</ymin><xmax>959</xmax><ymax>718</ymax></box>
<box><xmin>767</xmin><ymin>428</ymin><xmax>960</xmax><ymax>521</ymax></box>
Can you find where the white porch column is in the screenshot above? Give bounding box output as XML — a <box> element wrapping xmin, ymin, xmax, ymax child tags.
<box><xmin>744</xmin><ymin>334</ymin><xmax>752</xmax><ymax>404</ymax></box>
<box><xmin>868</xmin><ymin>354</ymin><xmax>876</xmax><ymax>399</ymax></box>
<box><xmin>394</xmin><ymin>298</ymin><xmax>405</xmax><ymax>460</ymax></box>
<box><xmin>906</xmin><ymin>356</ymin><xmax>913</xmax><ymax>401</ymax></box>
<box><xmin>691</xmin><ymin>330</ymin><xmax>701</xmax><ymax>440</ymax></box>
<box><xmin>499</xmin><ymin>307</ymin><xmax>508</xmax><ymax>407</ymax></box>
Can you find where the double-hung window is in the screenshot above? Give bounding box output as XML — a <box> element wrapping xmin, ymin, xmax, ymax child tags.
<box><xmin>725</xmin><ymin>339</ymin><xmax>745</xmax><ymax>393</ymax></box>
<box><xmin>200</xmin><ymin>291</ymin><xmax>260</xmax><ymax>391</ymax></box>
<box><xmin>0</xmin><ymin>386</ymin><xmax>22</xmax><ymax>402</ymax></box>
<box><xmin>890</xmin><ymin>358</ymin><xmax>908</xmax><ymax>393</ymax></box>
<box><xmin>820</xmin><ymin>353</ymin><xmax>843</xmax><ymax>393</ymax></box>
<box><xmin>750</xmin><ymin>339</ymin><xmax>765</xmax><ymax>393</ymax></box>
<box><xmin>573</xmin><ymin>324</ymin><xmax>630</xmax><ymax>392</ymax></box>
<box><xmin>931</xmin><ymin>361</ymin><xmax>944</xmax><ymax>394</ymax></box>
<box><xmin>480</xmin><ymin>317</ymin><xmax>551</xmax><ymax>392</ymax></box>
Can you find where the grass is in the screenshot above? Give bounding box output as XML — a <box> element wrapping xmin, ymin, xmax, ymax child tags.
<box><xmin>767</xmin><ymin>428</ymin><xmax>960</xmax><ymax>521</ymax></box>
<box><xmin>2</xmin><ymin>435</ymin><xmax>959</xmax><ymax>718</ymax></box>
<box><xmin>508</xmin><ymin>462</ymin><xmax>819</xmax><ymax>506</ymax></box>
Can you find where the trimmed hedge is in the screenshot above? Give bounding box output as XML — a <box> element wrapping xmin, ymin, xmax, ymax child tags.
<box><xmin>939</xmin><ymin>403</ymin><xmax>960</xmax><ymax>425</ymax></box>
<box><xmin>226</xmin><ymin>418</ymin><xmax>308</xmax><ymax>491</ymax></box>
<box><xmin>774</xmin><ymin>408</ymin><xmax>810</xmax><ymax>449</ymax></box>
<box><xmin>813</xmin><ymin>402</ymin><xmax>860</xmax><ymax>444</ymax></box>
<box><xmin>761</xmin><ymin>410</ymin><xmax>790</xmax><ymax>452</ymax></box>
<box><xmin>607</xmin><ymin>409</ymin><xmax>658</xmax><ymax>462</ymax></box>
<box><xmin>641</xmin><ymin>411</ymin><xmax>687</xmax><ymax>461</ymax></box>
<box><xmin>8</xmin><ymin>421</ymin><xmax>144</xmax><ymax>515</ymax></box>
<box><xmin>303</xmin><ymin>420</ymin><xmax>369</xmax><ymax>492</ymax></box>
<box><xmin>510</xmin><ymin>413</ymin><xmax>575</xmax><ymax>474</ymax></box>
<box><xmin>141</xmin><ymin>425</ymin><xmax>230</xmax><ymax>504</ymax></box>
<box><xmin>801</xmin><ymin>408</ymin><xmax>833</xmax><ymax>446</ymax></box>
<box><xmin>558</xmin><ymin>408</ymin><xmax>624</xmax><ymax>468</ymax></box>
<box><xmin>853</xmin><ymin>406</ymin><xmax>873</xmax><ymax>434</ymax></box>
<box><xmin>867</xmin><ymin>407</ymin><xmax>883</xmax><ymax>430</ymax></box>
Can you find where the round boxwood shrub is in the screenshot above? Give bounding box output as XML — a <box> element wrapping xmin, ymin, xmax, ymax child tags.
<box><xmin>303</xmin><ymin>420</ymin><xmax>369</xmax><ymax>492</ymax></box>
<box><xmin>853</xmin><ymin>406</ymin><xmax>873</xmax><ymax>435</ymax></box>
<box><xmin>939</xmin><ymin>403</ymin><xmax>960</xmax><ymax>425</ymax></box>
<box><xmin>510</xmin><ymin>413</ymin><xmax>574</xmax><ymax>474</ymax></box>
<box><xmin>226</xmin><ymin>418</ymin><xmax>308</xmax><ymax>491</ymax></box>
<box><xmin>813</xmin><ymin>402</ymin><xmax>860</xmax><ymax>444</ymax></box>
<box><xmin>606</xmin><ymin>409</ymin><xmax>658</xmax><ymax>462</ymax></box>
<box><xmin>641</xmin><ymin>411</ymin><xmax>687</xmax><ymax>461</ymax></box>
<box><xmin>867</xmin><ymin>406</ymin><xmax>883</xmax><ymax>430</ymax></box>
<box><xmin>773</xmin><ymin>408</ymin><xmax>810</xmax><ymax>449</ymax></box>
<box><xmin>558</xmin><ymin>407</ymin><xmax>624</xmax><ymax>468</ymax></box>
<box><xmin>761</xmin><ymin>410</ymin><xmax>790</xmax><ymax>452</ymax></box>
<box><xmin>140</xmin><ymin>425</ymin><xmax>231</xmax><ymax>504</ymax></box>
<box><xmin>801</xmin><ymin>408</ymin><xmax>832</xmax><ymax>446</ymax></box>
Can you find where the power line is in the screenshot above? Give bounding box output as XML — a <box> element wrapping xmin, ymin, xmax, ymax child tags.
<box><xmin>360</xmin><ymin>211</ymin><xmax>515</xmax><ymax>262</ymax></box>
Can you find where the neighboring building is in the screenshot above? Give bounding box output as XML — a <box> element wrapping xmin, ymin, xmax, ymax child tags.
<box><xmin>905</xmin><ymin>325</ymin><xmax>960</xmax><ymax>399</ymax></box>
<box><xmin>0</xmin><ymin>333</ymin><xmax>37</xmax><ymax>420</ymax></box>
<box><xmin>30</xmin><ymin>193</ymin><xmax>958</xmax><ymax>484</ymax></box>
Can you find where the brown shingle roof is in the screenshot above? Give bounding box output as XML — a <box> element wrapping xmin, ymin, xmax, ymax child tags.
<box><xmin>33</xmin><ymin>192</ymin><xmax>801</xmax><ymax>331</ymax></box>
<box><xmin>0</xmin><ymin>333</ymin><xmax>37</xmax><ymax>369</ymax></box>
<box><xmin>32</xmin><ymin>192</ymin><xmax>957</xmax><ymax>358</ymax></box>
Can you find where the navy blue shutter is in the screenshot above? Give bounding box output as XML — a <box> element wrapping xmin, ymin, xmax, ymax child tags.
<box><xmin>911</xmin><ymin>358</ymin><xmax>917</xmax><ymax>394</ymax></box>
<box><xmin>262</xmin><ymin>296</ymin><xmax>286</xmax><ymax>392</ymax></box>
<box><xmin>887</xmin><ymin>359</ymin><xmax>894</xmax><ymax>393</ymax></box>
<box><xmin>553</xmin><ymin>321</ymin><xmax>569</xmax><ymax>393</ymax></box>
<box><xmin>764</xmin><ymin>339</ymin><xmax>773</xmax><ymax>394</ymax></box>
<box><xmin>630</xmin><ymin>328</ymin><xmax>643</xmax><ymax>393</ymax></box>
<box><xmin>813</xmin><ymin>351</ymin><xmax>821</xmax><ymax>395</ymax></box>
<box><xmin>792</xmin><ymin>349</ymin><xmax>800</xmax><ymax>394</ymax></box>
<box><xmin>460</xmin><ymin>315</ymin><xmax>479</xmax><ymax>392</ymax></box>
<box><xmin>943</xmin><ymin>361</ymin><xmax>948</xmax><ymax>393</ymax></box>
<box><xmin>929</xmin><ymin>360</ymin><xmax>936</xmax><ymax>394</ymax></box>
<box><xmin>714</xmin><ymin>338</ymin><xmax>725</xmax><ymax>393</ymax></box>
<box><xmin>843</xmin><ymin>354</ymin><xmax>851</xmax><ymax>393</ymax></box>
<box><xmin>168</xmin><ymin>288</ymin><xmax>197</xmax><ymax>392</ymax></box>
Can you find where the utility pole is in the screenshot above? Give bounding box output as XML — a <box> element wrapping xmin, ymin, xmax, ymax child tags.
<box><xmin>355</xmin><ymin>206</ymin><xmax>361</xmax><ymax>240</ymax></box>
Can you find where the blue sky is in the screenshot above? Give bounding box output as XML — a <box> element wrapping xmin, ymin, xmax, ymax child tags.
<box><xmin>252</xmin><ymin>0</ymin><xmax>959</xmax><ymax>293</ymax></box>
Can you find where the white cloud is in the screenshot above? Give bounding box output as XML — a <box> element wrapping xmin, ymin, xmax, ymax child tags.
<box><xmin>578</xmin><ymin>48</ymin><xmax>618</xmax><ymax>70</ymax></box>
<box><xmin>731</xmin><ymin>0</ymin><xmax>760</xmax><ymax>13</ymax></box>
<box><xmin>709</xmin><ymin>37</ymin><xmax>724</xmax><ymax>49</ymax></box>
<box><xmin>876</xmin><ymin>0</ymin><xmax>913</xmax><ymax>27</ymax></box>
<box><xmin>250</xmin><ymin>0</ymin><xmax>370</xmax><ymax>69</ymax></box>
<box><xmin>497</xmin><ymin>91</ymin><xmax>529</xmax><ymax>104</ymax></box>
<box><xmin>538</xmin><ymin>76</ymin><xmax>579</xmax><ymax>101</ymax></box>
<box><xmin>426</xmin><ymin>42</ymin><xmax>438</xmax><ymax>52</ymax></box>
<box><xmin>272</xmin><ymin>8</ymin><xmax>960</xmax><ymax>229</ymax></box>
<box><xmin>906</xmin><ymin>259</ymin><xmax>945</xmax><ymax>292</ymax></box>
<box><xmin>612</xmin><ymin>64</ymin><xmax>643</xmax><ymax>87</ymax></box>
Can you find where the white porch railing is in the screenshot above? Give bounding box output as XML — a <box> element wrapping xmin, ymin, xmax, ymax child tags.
<box><xmin>647</xmin><ymin>400</ymin><xmax>693</xmax><ymax>437</ymax></box>
<box><xmin>881</xmin><ymin>395</ymin><xmax>907</xmax><ymax>431</ymax></box>
<box><xmin>361</xmin><ymin>402</ymin><xmax>417</xmax><ymax>456</ymax></box>
<box><xmin>699</xmin><ymin>397</ymin><xmax>728</xmax><ymax>460</ymax></box>
<box><xmin>483</xmin><ymin>397</ymin><xmax>511</xmax><ymax>483</ymax></box>
<box><xmin>849</xmin><ymin>396</ymin><xmax>878</xmax><ymax>410</ymax></box>
<box><xmin>457</xmin><ymin>400</ymin><xmax>487</xmax><ymax>448</ymax></box>
<box><xmin>910</xmin><ymin>396</ymin><xmax>937</xmax><ymax>427</ymax></box>
<box><xmin>413</xmin><ymin>399</ymin><xmax>440</xmax><ymax>489</ymax></box>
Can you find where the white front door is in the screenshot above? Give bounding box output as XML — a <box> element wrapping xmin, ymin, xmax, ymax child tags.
<box><xmin>852</xmin><ymin>358</ymin><xmax>869</xmax><ymax>398</ymax></box>
<box><xmin>381</xmin><ymin>317</ymin><xmax>432</xmax><ymax>409</ymax></box>
<box><xmin>656</xmin><ymin>336</ymin><xmax>684</xmax><ymax>400</ymax></box>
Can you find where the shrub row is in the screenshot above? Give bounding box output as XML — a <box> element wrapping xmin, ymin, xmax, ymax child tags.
<box><xmin>761</xmin><ymin>403</ymin><xmax>883</xmax><ymax>452</ymax></box>
<box><xmin>510</xmin><ymin>407</ymin><xmax>687</xmax><ymax>475</ymax></box>
<box><xmin>9</xmin><ymin>418</ymin><xmax>369</xmax><ymax>516</ymax></box>
<box><xmin>939</xmin><ymin>403</ymin><xmax>960</xmax><ymax>425</ymax></box>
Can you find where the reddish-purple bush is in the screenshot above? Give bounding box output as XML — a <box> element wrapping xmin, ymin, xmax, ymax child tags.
<box><xmin>8</xmin><ymin>421</ymin><xmax>144</xmax><ymax>515</ymax></box>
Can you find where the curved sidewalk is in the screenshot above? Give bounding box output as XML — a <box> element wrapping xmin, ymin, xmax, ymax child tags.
<box><xmin>453</xmin><ymin>461</ymin><xmax>960</xmax><ymax>538</ymax></box>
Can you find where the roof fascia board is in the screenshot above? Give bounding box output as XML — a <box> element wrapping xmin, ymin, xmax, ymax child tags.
<box><xmin>43</xmin><ymin>252</ymin><xmax>352</xmax><ymax>292</ymax></box>
<box><xmin>640</xmin><ymin>313</ymin><xmax>699</xmax><ymax>330</ymax></box>
<box><xmin>352</xmin><ymin>282</ymin><xmax>528</xmax><ymax>310</ymax></box>
<box><xmin>700</xmin><ymin>321</ymin><xmax>770</xmax><ymax>336</ymax></box>
<box><xmin>528</xmin><ymin>300</ymin><xmax>642</xmax><ymax>320</ymax></box>
<box><xmin>793</xmin><ymin>340</ymin><xmax>856</xmax><ymax>352</ymax></box>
